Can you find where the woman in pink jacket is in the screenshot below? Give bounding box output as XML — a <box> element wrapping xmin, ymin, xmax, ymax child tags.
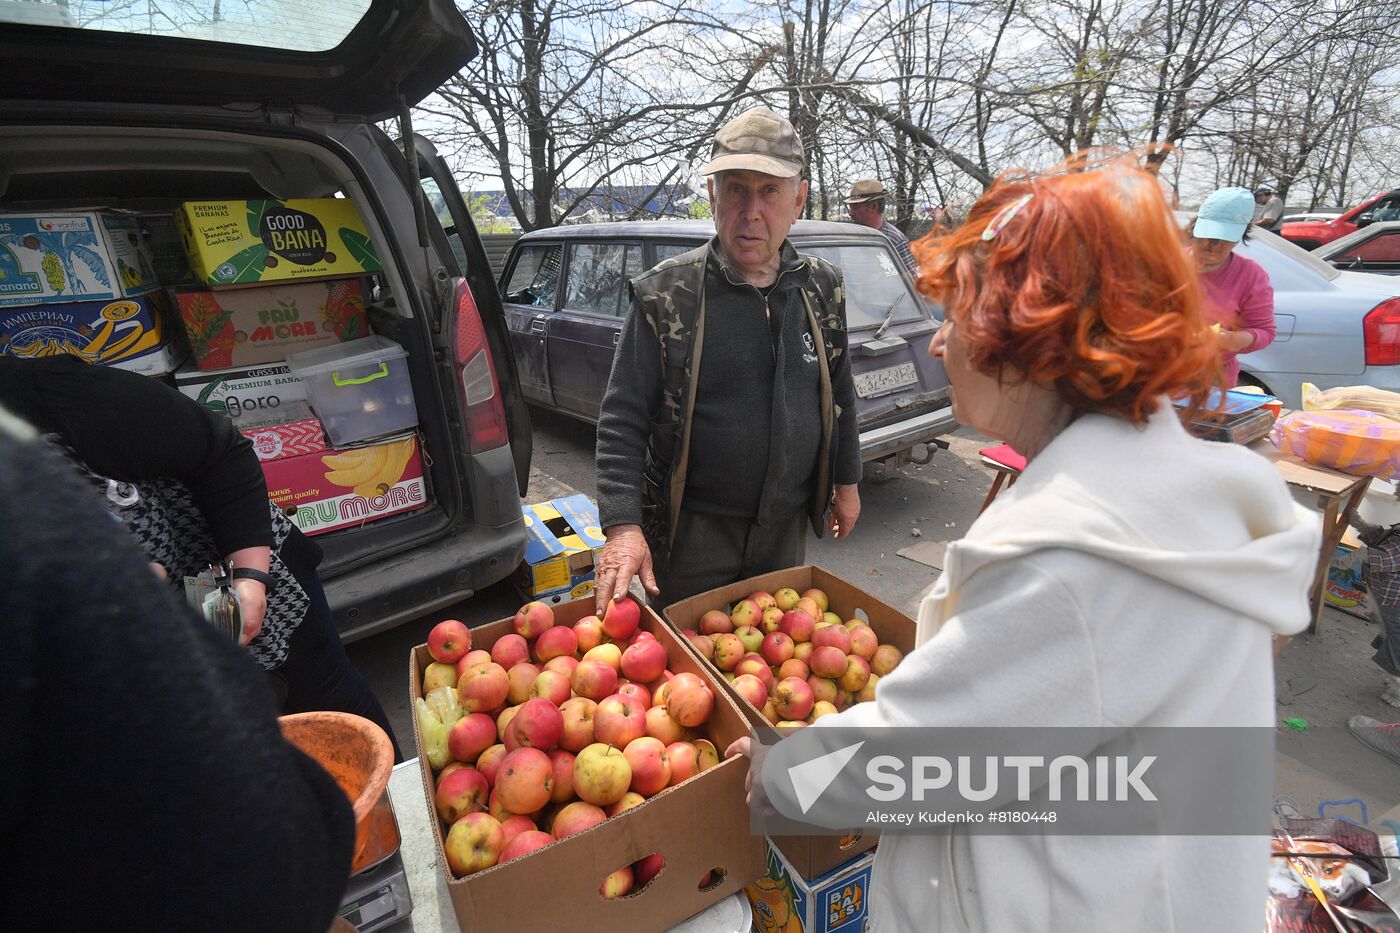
<box><xmin>1190</xmin><ymin>186</ymin><xmax>1277</xmax><ymax>387</ymax></box>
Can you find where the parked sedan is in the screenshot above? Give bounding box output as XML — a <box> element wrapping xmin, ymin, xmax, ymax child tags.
<box><xmin>1280</xmin><ymin>188</ymin><xmax>1400</xmax><ymax>251</ymax></box>
<box><xmin>498</xmin><ymin>220</ymin><xmax>955</xmax><ymax>465</ymax></box>
<box><xmin>1204</xmin><ymin>225</ymin><xmax>1400</xmax><ymax>408</ymax></box>
<box><xmin>1313</xmin><ymin>222</ymin><xmax>1400</xmax><ymax>275</ymax></box>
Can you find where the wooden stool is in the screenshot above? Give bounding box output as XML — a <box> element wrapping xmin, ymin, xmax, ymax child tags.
<box><xmin>978</xmin><ymin>444</ymin><xmax>1026</xmax><ymax>514</ymax></box>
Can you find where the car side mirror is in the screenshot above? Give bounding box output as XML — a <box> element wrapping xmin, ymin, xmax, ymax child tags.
<box><xmin>1357</xmin><ymin>215</ymin><xmax>1373</xmax><ymax>228</ymax></box>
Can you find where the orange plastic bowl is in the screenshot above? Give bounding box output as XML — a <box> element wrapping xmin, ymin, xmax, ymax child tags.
<box><xmin>278</xmin><ymin>711</ymin><xmax>394</xmax><ymax>864</ymax></box>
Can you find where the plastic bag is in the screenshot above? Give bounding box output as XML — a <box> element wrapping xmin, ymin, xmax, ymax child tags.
<box><xmin>1271</xmin><ymin>409</ymin><xmax>1400</xmax><ymax>480</ymax></box>
<box><xmin>1303</xmin><ymin>382</ymin><xmax>1400</xmax><ymax>420</ymax></box>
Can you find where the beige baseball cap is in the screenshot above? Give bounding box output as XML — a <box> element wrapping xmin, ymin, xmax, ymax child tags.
<box><xmin>699</xmin><ymin>106</ymin><xmax>805</xmax><ymax>178</ymax></box>
<box><xmin>844</xmin><ymin>179</ymin><xmax>889</xmax><ymax>204</ymax></box>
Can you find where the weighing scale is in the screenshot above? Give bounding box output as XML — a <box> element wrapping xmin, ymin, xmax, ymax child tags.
<box><xmin>336</xmin><ymin>790</ymin><xmax>414</xmax><ymax>931</ymax></box>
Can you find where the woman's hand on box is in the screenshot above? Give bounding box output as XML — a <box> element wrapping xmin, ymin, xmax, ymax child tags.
<box><xmin>725</xmin><ymin>736</ymin><xmax>752</xmax><ymax>804</ymax></box>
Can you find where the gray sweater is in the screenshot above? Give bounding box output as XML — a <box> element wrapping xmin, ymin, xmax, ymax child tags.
<box><xmin>596</xmin><ymin>239</ymin><xmax>860</xmax><ymax>531</ymax></box>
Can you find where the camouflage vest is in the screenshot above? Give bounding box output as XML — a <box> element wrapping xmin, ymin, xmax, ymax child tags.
<box><xmin>629</xmin><ymin>241</ymin><xmax>847</xmax><ymax>553</ymax></box>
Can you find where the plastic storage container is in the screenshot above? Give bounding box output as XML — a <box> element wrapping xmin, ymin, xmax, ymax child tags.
<box><xmin>287</xmin><ymin>335</ymin><xmax>417</xmax><ymax>446</ymax></box>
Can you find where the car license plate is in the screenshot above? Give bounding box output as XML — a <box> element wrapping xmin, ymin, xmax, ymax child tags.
<box><xmin>854</xmin><ymin>362</ymin><xmax>918</xmax><ymax>399</ymax></box>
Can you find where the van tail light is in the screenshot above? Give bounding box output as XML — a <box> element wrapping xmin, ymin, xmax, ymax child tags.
<box><xmin>1364</xmin><ymin>298</ymin><xmax>1400</xmax><ymax>366</ymax></box>
<box><xmin>452</xmin><ymin>279</ymin><xmax>510</xmax><ymax>454</ymax></box>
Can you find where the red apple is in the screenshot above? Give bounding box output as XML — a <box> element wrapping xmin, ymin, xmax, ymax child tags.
<box><xmin>624</xmin><ymin>736</ymin><xmax>672</xmax><ymax>796</ymax></box>
<box><xmin>731</xmin><ymin>673</ymin><xmax>769</xmax><ymax>709</ymax></box>
<box><xmin>645</xmin><ymin>704</ymin><xmax>686</xmax><ymax>744</ymax></box>
<box><xmin>859</xmin><ymin>673</ymin><xmax>880</xmax><ymax>703</ymax></box>
<box><xmin>494</xmin><ymin>747</ymin><xmax>554</xmax><ymax>815</ymax></box>
<box><xmin>712</xmin><ymin>633</ymin><xmax>746</xmax><ymax>671</ymax></box>
<box><xmin>428</xmin><ymin>618</ymin><xmax>472</xmax><ymax>664</ymax></box>
<box><xmin>437</xmin><ymin>760</ymin><xmax>470</xmax><ymax>786</ymax></box>
<box><xmin>810</xmin><ymin>645</ymin><xmax>847</xmax><ymax>679</ymax></box>
<box><xmin>506</xmin><ymin>662</ymin><xmax>541</xmax><ymax>705</ymax></box>
<box><xmin>684</xmin><ymin>631</ymin><xmax>715</xmax><ymax>660</ymax></box>
<box><xmin>834</xmin><ymin>689</ymin><xmax>855</xmax><ymax>711</ymax></box>
<box><xmin>793</xmin><ymin>642</ymin><xmax>814</xmax><ymax>663</ymax></box>
<box><xmin>838</xmin><ymin>654</ymin><xmax>872</xmax><ymax>693</ymax></box>
<box><xmin>490</xmin><ymin>634</ymin><xmax>530</xmax><ymax>671</ymax></box>
<box><xmin>574</xmin><ymin>742</ymin><xmax>632</xmax><ymax>806</ymax></box>
<box><xmin>871</xmin><ymin>644</ymin><xmax>904</xmax><ymax>676</ymax></box>
<box><xmin>423</xmin><ymin>661</ymin><xmax>459</xmax><ymax>695</ymax></box>
<box><xmin>801</xmin><ymin>588</ymin><xmax>829</xmax><ymax>612</ymax></box>
<box><xmin>552</xmin><ymin>800</ymin><xmax>608</xmax><ymax>839</ymax></box>
<box><xmin>476</xmin><ymin>743</ymin><xmax>508</xmax><ymax>786</ymax></box>
<box><xmin>808</xmin><ymin>675</ymin><xmax>838</xmax><ymax>705</ymax></box>
<box><xmin>761</xmin><ymin>698</ymin><xmax>781</xmax><ymax>724</ymax></box>
<box><xmin>777</xmin><ymin>658</ymin><xmax>810</xmax><ymax>682</ymax></box>
<box><xmin>601</xmin><ymin>597</ymin><xmax>641</xmax><ymax>640</ymax></box>
<box><xmin>533</xmin><ymin>625</ymin><xmax>578</xmax><ymax>662</ymax></box>
<box><xmin>634</xmin><ymin>852</ymin><xmax>666</xmax><ymax>888</ymax></box>
<box><xmin>500</xmin><ymin>829</ymin><xmax>553</xmax><ymax>864</ymax></box>
<box><xmin>434</xmin><ymin>766</ymin><xmax>489</xmax><ymax>823</ymax></box>
<box><xmin>761</xmin><ymin>631</ymin><xmax>795</xmax><ymax>667</ymax></box>
<box><xmin>666</xmin><ymin>741</ymin><xmax>700</xmax><ymax>784</ymax></box>
<box><xmin>456</xmin><ymin>649</ymin><xmax>493</xmax><ymax>678</ymax></box>
<box><xmin>616</xmin><ymin>681</ymin><xmax>652</xmax><ymax>709</ymax></box>
<box><xmin>583</xmin><ymin>643</ymin><xmax>623</xmax><ymax>672</ymax></box>
<box><xmin>448</xmin><ymin>712</ymin><xmax>498</xmax><ymax>764</ymax></box>
<box><xmin>543</xmin><ymin>655</ymin><xmax>579</xmax><ymax>678</ymax></box>
<box><xmin>444</xmin><ymin>811</ymin><xmax>504</xmax><ymax>876</ymax></box>
<box><xmin>573</xmin><ymin>615</ymin><xmax>606</xmax><ymax>652</ymax></box>
<box><xmin>513</xmin><ymin>601</ymin><xmax>554</xmax><ymax>639</ymax></box>
<box><xmin>735</xmin><ymin>654</ymin><xmax>774</xmax><ymax>689</ymax></box>
<box><xmin>811</xmin><ymin>624</ymin><xmax>852</xmax><ymax>655</ymax></box>
<box><xmin>600</xmin><ymin>866</ymin><xmax>634</xmax><ymax>899</ymax></box>
<box><xmin>606</xmin><ymin>791</ymin><xmax>647</xmax><ymax>816</ymax></box>
<box><xmin>513</xmin><ymin>698</ymin><xmax>564</xmax><ymax>750</ymax></box>
<box><xmin>699</xmin><ymin>610</ymin><xmax>734</xmax><ymax>636</ymax></box>
<box><xmin>748</xmin><ymin>591</ymin><xmax>777</xmax><ymax>612</ymax></box>
<box><xmin>559</xmin><ymin>697</ymin><xmax>598</xmax><ymax>752</ymax></box>
<box><xmin>571</xmin><ymin>658</ymin><xmax>619</xmax><ymax>702</ymax></box>
<box><xmin>665</xmin><ymin>672</ymin><xmax>714</xmax><ymax>727</ymax></box>
<box><xmin>848</xmin><ymin>624</ymin><xmax>878</xmax><ymax>660</ymax></box>
<box><xmin>498</xmin><ymin>813</ymin><xmax>537</xmax><ymax>848</ymax></box>
<box><xmin>621</xmin><ymin>639</ymin><xmax>668</xmax><ymax>683</ymax></box>
<box><xmin>595</xmin><ymin>693</ymin><xmax>646</xmax><ymax>748</ymax></box>
<box><xmin>459</xmin><ymin>662</ymin><xmax>510</xmax><ymax>712</ymax></box>
<box><xmin>728</xmin><ymin>599</ymin><xmax>761</xmax><ymax>629</ymax></box>
<box><xmin>529</xmin><ymin>669</ymin><xmax>572</xmax><ymax>707</ymax></box>
<box><xmin>774</xmin><ymin>676</ymin><xmax>815</xmax><ymax>720</ymax></box>
<box><xmin>548</xmin><ymin>748</ymin><xmax>576</xmax><ymax>803</ymax></box>
<box><xmin>778</xmin><ymin>610</ymin><xmax>816</xmax><ymax>644</ymax></box>
<box><xmin>794</xmin><ymin>597</ymin><xmax>823</xmax><ymax>622</ymax></box>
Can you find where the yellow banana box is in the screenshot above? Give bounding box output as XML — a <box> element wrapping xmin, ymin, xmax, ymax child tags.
<box><xmin>176</xmin><ymin>198</ymin><xmax>383</xmax><ymax>288</ymax></box>
<box><xmin>0</xmin><ymin>292</ymin><xmax>185</xmax><ymax>377</ymax></box>
<box><xmin>746</xmin><ymin>841</ymin><xmax>874</xmax><ymax>933</ymax></box>
<box><xmin>261</xmin><ymin>432</ymin><xmax>426</xmax><ymax>537</ymax></box>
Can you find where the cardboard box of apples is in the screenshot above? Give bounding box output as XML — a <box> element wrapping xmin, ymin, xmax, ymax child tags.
<box><xmin>410</xmin><ymin>596</ymin><xmax>766</xmax><ymax>931</ymax></box>
<box><xmin>663</xmin><ymin>565</ymin><xmax>917</xmax><ymax>880</ymax></box>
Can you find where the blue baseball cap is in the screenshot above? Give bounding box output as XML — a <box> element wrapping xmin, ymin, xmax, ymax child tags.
<box><xmin>1195</xmin><ymin>187</ymin><xmax>1255</xmax><ymax>242</ymax></box>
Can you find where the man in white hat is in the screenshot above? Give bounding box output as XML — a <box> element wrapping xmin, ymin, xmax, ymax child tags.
<box><xmin>593</xmin><ymin>106</ymin><xmax>862</xmax><ymax>612</ymax></box>
<box><xmin>845</xmin><ymin>179</ymin><xmax>917</xmax><ymax>272</ymax></box>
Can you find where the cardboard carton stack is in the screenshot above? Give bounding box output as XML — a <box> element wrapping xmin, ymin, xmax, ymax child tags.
<box><xmin>163</xmin><ymin>197</ymin><xmax>423</xmax><ymax>537</ymax></box>
<box><xmin>0</xmin><ymin>210</ymin><xmax>184</xmax><ymax>376</ymax></box>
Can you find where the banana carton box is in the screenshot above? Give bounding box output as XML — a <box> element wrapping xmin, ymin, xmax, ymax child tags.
<box><xmin>0</xmin><ymin>211</ymin><xmax>159</xmax><ymax>307</ymax></box>
<box><xmin>0</xmin><ymin>292</ymin><xmax>185</xmax><ymax>377</ymax></box>
<box><xmin>515</xmin><ymin>494</ymin><xmax>606</xmax><ymax>603</ymax></box>
<box><xmin>746</xmin><ymin>841</ymin><xmax>875</xmax><ymax>933</ymax></box>
<box><xmin>232</xmin><ymin>402</ymin><xmax>327</xmax><ymax>463</ymax></box>
<box><xmin>176</xmin><ymin>198</ymin><xmax>383</xmax><ymax>288</ymax></box>
<box><xmin>174</xmin><ymin>361</ymin><xmax>307</xmax><ymax>416</ymax></box>
<box><xmin>261</xmin><ymin>432</ymin><xmax>426</xmax><ymax>537</ymax></box>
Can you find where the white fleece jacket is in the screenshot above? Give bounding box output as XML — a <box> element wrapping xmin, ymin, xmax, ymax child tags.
<box><xmin>818</xmin><ymin>403</ymin><xmax>1321</xmax><ymax>932</ymax></box>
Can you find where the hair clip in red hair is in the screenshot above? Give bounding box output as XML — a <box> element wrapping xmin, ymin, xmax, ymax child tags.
<box><xmin>981</xmin><ymin>193</ymin><xmax>1034</xmax><ymax>241</ymax></box>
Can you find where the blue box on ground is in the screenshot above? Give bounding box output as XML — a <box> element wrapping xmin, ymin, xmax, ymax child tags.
<box><xmin>516</xmin><ymin>494</ymin><xmax>606</xmax><ymax>604</ymax></box>
<box><xmin>746</xmin><ymin>840</ymin><xmax>875</xmax><ymax>933</ymax></box>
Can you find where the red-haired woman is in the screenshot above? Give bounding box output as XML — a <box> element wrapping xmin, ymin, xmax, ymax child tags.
<box><xmin>729</xmin><ymin>158</ymin><xmax>1321</xmax><ymax>931</ymax></box>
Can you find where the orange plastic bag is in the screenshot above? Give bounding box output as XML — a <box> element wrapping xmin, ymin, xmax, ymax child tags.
<box><xmin>1271</xmin><ymin>410</ymin><xmax>1400</xmax><ymax>480</ymax></box>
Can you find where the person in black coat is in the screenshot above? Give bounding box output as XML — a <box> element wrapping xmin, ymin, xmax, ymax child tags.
<box><xmin>0</xmin><ymin>355</ymin><xmax>400</xmax><ymax>759</ymax></box>
<box><xmin>0</xmin><ymin>405</ymin><xmax>355</xmax><ymax>931</ymax></box>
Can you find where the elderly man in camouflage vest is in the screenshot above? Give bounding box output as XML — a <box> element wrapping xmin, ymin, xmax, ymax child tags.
<box><xmin>593</xmin><ymin>106</ymin><xmax>862</xmax><ymax>613</ymax></box>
